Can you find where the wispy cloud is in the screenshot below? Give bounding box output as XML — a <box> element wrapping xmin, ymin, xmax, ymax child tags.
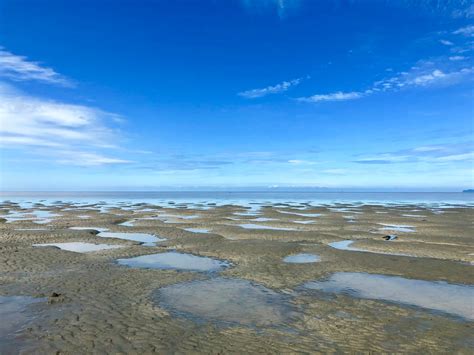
<box><xmin>298</xmin><ymin>60</ymin><xmax>473</xmax><ymax>103</ymax></box>
<box><xmin>439</xmin><ymin>39</ymin><xmax>454</xmax><ymax>46</ymax></box>
<box><xmin>136</xmin><ymin>157</ymin><xmax>232</xmax><ymax>171</ymax></box>
<box><xmin>0</xmin><ymin>48</ymin><xmax>72</xmax><ymax>86</ymax></box>
<box><xmin>377</xmin><ymin>66</ymin><xmax>473</xmax><ymax>89</ymax></box>
<box><xmin>297</xmin><ymin>91</ymin><xmax>363</xmax><ymax>103</ymax></box>
<box><xmin>453</xmin><ymin>25</ymin><xmax>474</xmax><ymax>36</ymax></box>
<box><xmin>0</xmin><ymin>45</ymin><xmax>133</xmax><ymax>167</ymax></box>
<box><xmin>239</xmin><ymin>77</ymin><xmax>303</xmax><ymax>99</ymax></box>
<box><xmin>449</xmin><ymin>55</ymin><xmax>466</xmax><ymax>61</ymax></box>
<box><xmin>354</xmin><ymin>143</ymin><xmax>474</xmax><ymax>165</ymax></box>
<box><xmin>0</xmin><ymin>81</ymin><xmax>129</xmax><ymax>166</ymax></box>
<box><xmin>288</xmin><ymin>159</ymin><xmax>317</xmax><ymax>165</ymax></box>
<box><xmin>55</xmin><ymin>151</ymin><xmax>132</xmax><ymax>166</ymax></box>
<box><xmin>353</xmin><ymin>155</ymin><xmax>409</xmax><ymax>164</ymax></box>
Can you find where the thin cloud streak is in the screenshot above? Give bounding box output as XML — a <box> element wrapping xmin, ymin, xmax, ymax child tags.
<box><xmin>0</xmin><ymin>48</ymin><xmax>73</xmax><ymax>86</ymax></box>
<box><xmin>297</xmin><ymin>91</ymin><xmax>363</xmax><ymax>103</ymax></box>
<box><xmin>298</xmin><ymin>64</ymin><xmax>473</xmax><ymax>103</ymax></box>
<box><xmin>453</xmin><ymin>25</ymin><xmax>474</xmax><ymax>36</ymax></box>
<box><xmin>239</xmin><ymin>77</ymin><xmax>303</xmax><ymax>98</ymax></box>
<box><xmin>354</xmin><ymin>143</ymin><xmax>474</xmax><ymax>165</ymax></box>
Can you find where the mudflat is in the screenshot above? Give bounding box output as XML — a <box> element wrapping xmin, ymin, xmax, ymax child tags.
<box><xmin>0</xmin><ymin>200</ymin><xmax>473</xmax><ymax>353</ymax></box>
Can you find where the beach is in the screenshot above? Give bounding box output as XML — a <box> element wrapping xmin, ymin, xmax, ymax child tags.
<box><xmin>0</xmin><ymin>195</ymin><xmax>473</xmax><ymax>353</ymax></box>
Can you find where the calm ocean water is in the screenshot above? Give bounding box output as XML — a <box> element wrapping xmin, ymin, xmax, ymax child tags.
<box><xmin>1</xmin><ymin>191</ymin><xmax>473</xmax><ymax>206</ymax></box>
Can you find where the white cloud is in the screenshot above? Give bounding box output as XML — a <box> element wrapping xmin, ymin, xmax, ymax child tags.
<box><xmin>439</xmin><ymin>39</ymin><xmax>454</xmax><ymax>46</ymax></box>
<box><xmin>449</xmin><ymin>55</ymin><xmax>466</xmax><ymax>61</ymax></box>
<box><xmin>56</xmin><ymin>151</ymin><xmax>132</xmax><ymax>166</ymax></box>
<box><xmin>239</xmin><ymin>77</ymin><xmax>303</xmax><ymax>98</ymax></box>
<box><xmin>297</xmin><ymin>91</ymin><xmax>363</xmax><ymax>103</ymax></box>
<box><xmin>0</xmin><ymin>136</ymin><xmax>63</xmax><ymax>147</ymax></box>
<box><xmin>407</xmin><ymin>69</ymin><xmax>447</xmax><ymax>86</ymax></box>
<box><xmin>413</xmin><ymin>146</ymin><xmax>445</xmax><ymax>152</ymax></box>
<box><xmin>0</xmin><ymin>48</ymin><xmax>72</xmax><ymax>86</ymax></box>
<box><xmin>299</xmin><ymin>61</ymin><xmax>473</xmax><ymax>104</ymax></box>
<box><xmin>453</xmin><ymin>25</ymin><xmax>474</xmax><ymax>36</ymax></box>
<box><xmin>0</xmin><ymin>83</ymin><xmax>113</xmax><ymax>144</ymax></box>
<box><xmin>0</xmin><ymin>82</ymin><xmax>129</xmax><ymax>166</ymax></box>
<box><xmin>433</xmin><ymin>152</ymin><xmax>474</xmax><ymax>162</ymax></box>
<box><xmin>354</xmin><ymin>154</ymin><xmax>409</xmax><ymax>164</ymax></box>
<box><xmin>409</xmin><ymin>67</ymin><xmax>473</xmax><ymax>87</ymax></box>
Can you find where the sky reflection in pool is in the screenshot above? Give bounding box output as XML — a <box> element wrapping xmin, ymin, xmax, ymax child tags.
<box><xmin>277</xmin><ymin>210</ymin><xmax>322</xmax><ymax>217</ymax></box>
<box><xmin>183</xmin><ymin>228</ymin><xmax>210</xmax><ymax>234</ymax></box>
<box><xmin>33</xmin><ymin>242</ymin><xmax>122</xmax><ymax>253</ymax></box>
<box><xmin>98</xmin><ymin>232</ymin><xmax>165</xmax><ymax>246</ymax></box>
<box><xmin>304</xmin><ymin>272</ymin><xmax>474</xmax><ymax>320</ymax></box>
<box><xmin>252</xmin><ymin>217</ymin><xmax>277</xmax><ymax>222</ymax></box>
<box><xmin>117</xmin><ymin>251</ymin><xmax>229</xmax><ymax>272</ymax></box>
<box><xmin>328</xmin><ymin>240</ymin><xmax>409</xmax><ymax>256</ymax></box>
<box><xmin>283</xmin><ymin>253</ymin><xmax>320</xmax><ymax>263</ymax></box>
<box><xmin>293</xmin><ymin>220</ymin><xmax>315</xmax><ymax>224</ymax></box>
<box><xmin>119</xmin><ymin>220</ymin><xmax>135</xmax><ymax>227</ymax></box>
<box><xmin>238</xmin><ymin>224</ymin><xmax>296</xmax><ymax>231</ymax></box>
<box><xmin>156</xmin><ymin>278</ymin><xmax>296</xmax><ymax>326</ymax></box>
<box><xmin>378</xmin><ymin>224</ymin><xmax>415</xmax><ymax>233</ymax></box>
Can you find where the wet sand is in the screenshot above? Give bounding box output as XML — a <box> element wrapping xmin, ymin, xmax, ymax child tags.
<box><xmin>0</xmin><ymin>201</ymin><xmax>473</xmax><ymax>353</ymax></box>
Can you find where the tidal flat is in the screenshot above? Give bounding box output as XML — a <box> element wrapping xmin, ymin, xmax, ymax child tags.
<box><xmin>0</xmin><ymin>199</ymin><xmax>473</xmax><ymax>353</ymax></box>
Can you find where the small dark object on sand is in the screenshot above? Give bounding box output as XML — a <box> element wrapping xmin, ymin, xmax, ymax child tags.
<box><xmin>48</xmin><ymin>292</ymin><xmax>65</xmax><ymax>304</ymax></box>
<box><xmin>383</xmin><ymin>235</ymin><xmax>397</xmax><ymax>241</ymax></box>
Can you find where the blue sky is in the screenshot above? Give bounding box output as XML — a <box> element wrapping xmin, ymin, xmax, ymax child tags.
<box><xmin>0</xmin><ymin>0</ymin><xmax>473</xmax><ymax>190</ymax></box>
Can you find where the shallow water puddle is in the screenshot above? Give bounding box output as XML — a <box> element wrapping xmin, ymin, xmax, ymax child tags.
<box><xmin>32</xmin><ymin>210</ymin><xmax>61</xmax><ymax>224</ymax></box>
<box><xmin>98</xmin><ymin>232</ymin><xmax>166</xmax><ymax>246</ymax></box>
<box><xmin>155</xmin><ymin>278</ymin><xmax>296</xmax><ymax>326</ymax></box>
<box><xmin>252</xmin><ymin>217</ymin><xmax>278</xmax><ymax>222</ymax></box>
<box><xmin>33</xmin><ymin>210</ymin><xmax>59</xmax><ymax>218</ymax></box>
<box><xmin>33</xmin><ymin>242</ymin><xmax>122</xmax><ymax>253</ymax></box>
<box><xmin>293</xmin><ymin>220</ymin><xmax>316</xmax><ymax>224</ymax></box>
<box><xmin>234</xmin><ymin>211</ymin><xmax>260</xmax><ymax>216</ymax></box>
<box><xmin>0</xmin><ymin>296</ymin><xmax>45</xmax><ymax>351</ymax></box>
<box><xmin>378</xmin><ymin>223</ymin><xmax>415</xmax><ymax>233</ymax></box>
<box><xmin>283</xmin><ymin>253</ymin><xmax>320</xmax><ymax>263</ymax></box>
<box><xmin>69</xmin><ymin>226</ymin><xmax>110</xmax><ymax>232</ymax></box>
<box><xmin>119</xmin><ymin>220</ymin><xmax>135</xmax><ymax>227</ymax></box>
<box><xmin>329</xmin><ymin>208</ymin><xmax>361</xmax><ymax>213</ymax></box>
<box><xmin>328</xmin><ymin>240</ymin><xmax>409</xmax><ymax>256</ymax></box>
<box><xmin>159</xmin><ymin>214</ymin><xmax>200</xmax><ymax>222</ymax></box>
<box><xmin>303</xmin><ymin>272</ymin><xmax>474</xmax><ymax>320</ymax></box>
<box><xmin>238</xmin><ymin>223</ymin><xmax>296</xmax><ymax>231</ymax></box>
<box><xmin>117</xmin><ymin>251</ymin><xmax>229</xmax><ymax>272</ymax></box>
<box><xmin>277</xmin><ymin>210</ymin><xmax>322</xmax><ymax>217</ymax></box>
<box><xmin>183</xmin><ymin>228</ymin><xmax>210</xmax><ymax>234</ymax></box>
<box><xmin>328</xmin><ymin>240</ymin><xmax>361</xmax><ymax>251</ymax></box>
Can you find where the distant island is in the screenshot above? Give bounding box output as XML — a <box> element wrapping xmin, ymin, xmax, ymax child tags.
<box><xmin>462</xmin><ymin>189</ymin><xmax>474</xmax><ymax>193</ymax></box>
